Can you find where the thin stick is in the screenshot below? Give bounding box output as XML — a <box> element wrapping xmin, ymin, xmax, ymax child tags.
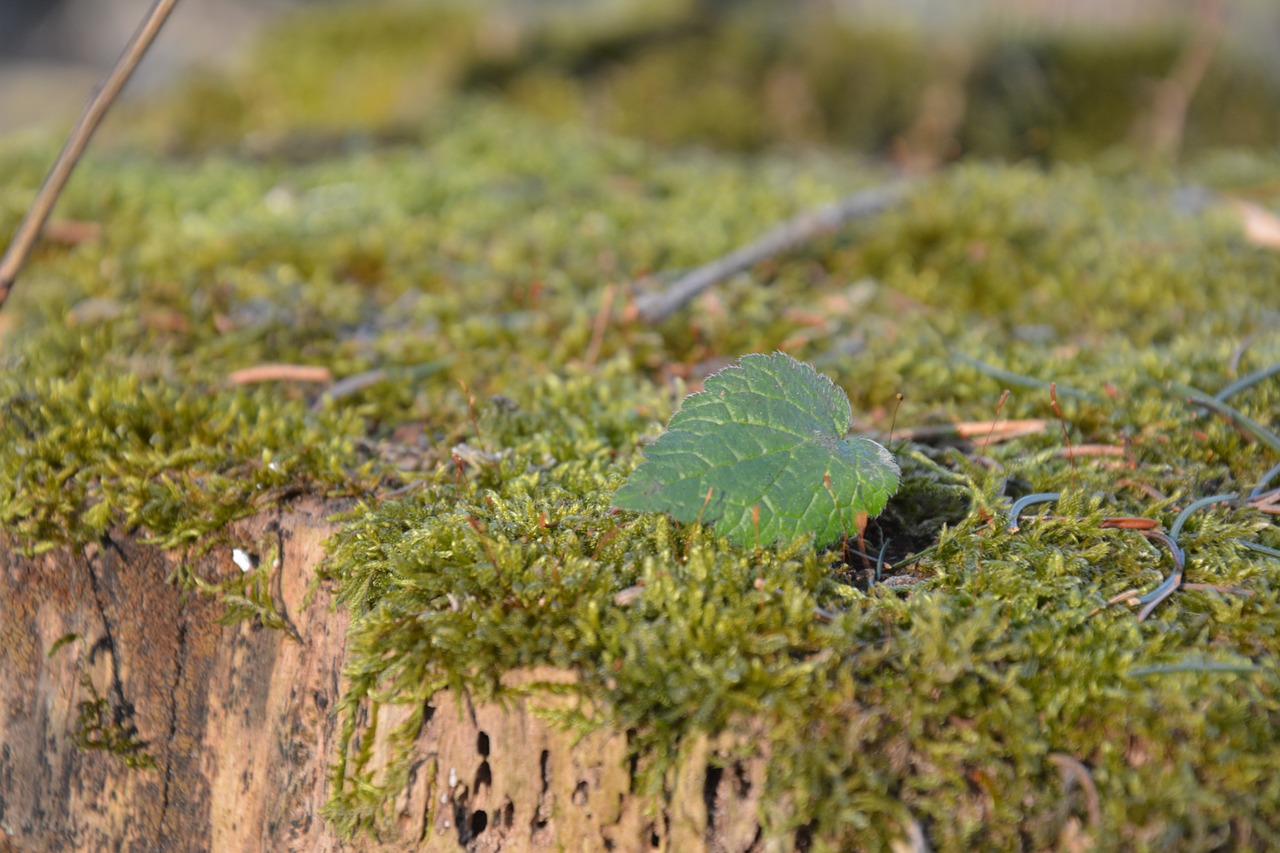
<box><xmin>0</xmin><ymin>0</ymin><xmax>180</xmax><ymax>309</ymax></box>
<box><xmin>887</xmin><ymin>392</ymin><xmax>904</xmax><ymax>444</ymax></box>
<box><xmin>634</xmin><ymin>183</ymin><xmax>910</xmax><ymax>323</ymax></box>
<box><xmin>978</xmin><ymin>389</ymin><xmax>1011</xmax><ymax>458</ymax></box>
<box><xmin>1050</xmin><ymin>383</ymin><xmax>1077</xmax><ymax>491</ymax></box>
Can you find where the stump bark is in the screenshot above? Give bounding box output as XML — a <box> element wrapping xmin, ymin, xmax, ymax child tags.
<box><xmin>0</xmin><ymin>501</ymin><xmax>770</xmax><ymax>851</ymax></box>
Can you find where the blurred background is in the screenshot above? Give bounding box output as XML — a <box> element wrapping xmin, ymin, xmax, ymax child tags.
<box><xmin>0</xmin><ymin>0</ymin><xmax>308</xmax><ymax>132</ymax></box>
<box><xmin>2</xmin><ymin>0</ymin><xmax>1279</xmax><ymax>166</ymax></box>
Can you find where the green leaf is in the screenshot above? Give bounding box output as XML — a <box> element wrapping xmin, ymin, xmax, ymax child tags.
<box><xmin>614</xmin><ymin>352</ymin><xmax>899</xmax><ymax>547</ymax></box>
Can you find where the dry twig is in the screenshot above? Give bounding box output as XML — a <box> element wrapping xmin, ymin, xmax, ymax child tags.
<box><xmin>633</xmin><ymin>183</ymin><xmax>911</xmax><ymax>323</ymax></box>
<box><xmin>0</xmin><ymin>0</ymin><xmax>180</xmax><ymax>309</ymax></box>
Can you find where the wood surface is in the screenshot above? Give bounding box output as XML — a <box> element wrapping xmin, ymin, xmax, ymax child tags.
<box><xmin>0</xmin><ymin>501</ymin><xmax>769</xmax><ymax>852</ymax></box>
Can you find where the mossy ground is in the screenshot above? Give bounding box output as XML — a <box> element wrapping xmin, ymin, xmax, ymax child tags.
<box><xmin>3</xmin><ymin>3</ymin><xmax>1280</xmax><ymax>850</ymax></box>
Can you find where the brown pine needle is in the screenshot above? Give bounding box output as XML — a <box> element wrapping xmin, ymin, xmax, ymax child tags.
<box><xmin>1107</xmin><ymin>589</ymin><xmax>1143</xmax><ymax>607</ymax></box>
<box><xmin>228</xmin><ymin>364</ymin><xmax>333</xmax><ymax>385</ymax></box>
<box><xmin>1056</xmin><ymin>444</ymin><xmax>1127</xmax><ymax>458</ymax></box>
<box><xmin>888</xmin><ymin>419</ymin><xmax>1047</xmax><ymax>444</ymax></box>
<box><xmin>1117</xmin><ymin>479</ymin><xmax>1170</xmax><ymax>503</ymax></box>
<box><xmin>1099</xmin><ymin>517</ymin><xmax>1159</xmax><ymax>530</ymax></box>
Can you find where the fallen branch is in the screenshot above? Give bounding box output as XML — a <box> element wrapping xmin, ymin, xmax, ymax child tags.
<box><xmin>633</xmin><ymin>182</ymin><xmax>911</xmax><ymax>323</ymax></box>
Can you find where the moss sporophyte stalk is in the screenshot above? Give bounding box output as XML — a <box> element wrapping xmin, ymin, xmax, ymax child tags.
<box><xmin>4</xmin><ymin>5</ymin><xmax>1280</xmax><ymax>847</ymax></box>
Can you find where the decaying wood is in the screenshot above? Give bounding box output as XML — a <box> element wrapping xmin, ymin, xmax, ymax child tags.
<box><xmin>0</xmin><ymin>499</ymin><xmax>345</xmax><ymax>851</ymax></box>
<box><xmin>0</xmin><ymin>501</ymin><xmax>771</xmax><ymax>851</ymax></box>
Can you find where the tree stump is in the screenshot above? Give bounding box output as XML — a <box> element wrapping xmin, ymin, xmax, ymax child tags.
<box><xmin>0</xmin><ymin>500</ymin><xmax>768</xmax><ymax>851</ymax></box>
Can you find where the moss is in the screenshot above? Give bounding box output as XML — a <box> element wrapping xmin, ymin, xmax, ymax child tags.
<box><xmin>4</xmin><ymin>3</ymin><xmax>1280</xmax><ymax>848</ymax></box>
<box><xmin>72</xmin><ymin>671</ymin><xmax>157</xmax><ymax>771</ymax></box>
